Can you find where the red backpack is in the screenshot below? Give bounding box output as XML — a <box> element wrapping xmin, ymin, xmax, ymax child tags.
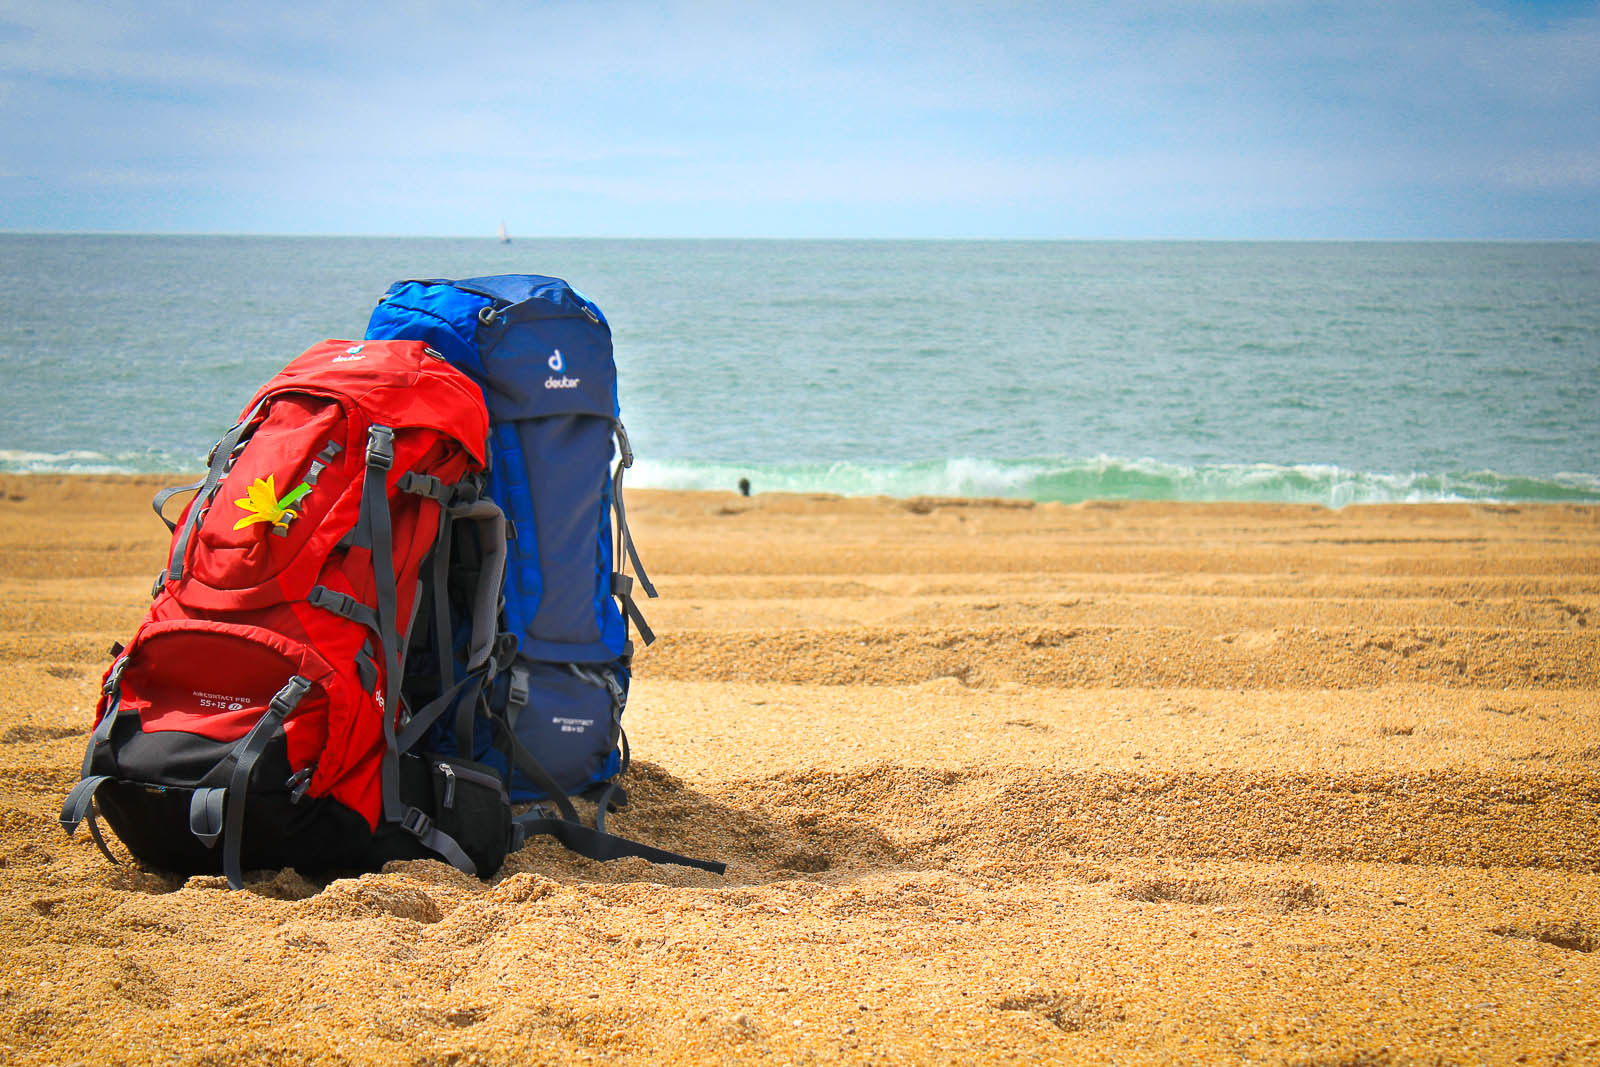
<box><xmin>60</xmin><ymin>339</ymin><xmax>515</xmax><ymax>887</ymax></box>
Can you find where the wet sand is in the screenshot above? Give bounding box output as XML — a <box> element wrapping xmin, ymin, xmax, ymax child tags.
<box><xmin>1</xmin><ymin>474</ymin><xmax>1597</xmax><ymax>1065</ymax></box>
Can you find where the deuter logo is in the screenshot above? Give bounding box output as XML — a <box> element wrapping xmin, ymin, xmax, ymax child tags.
<box><xmin>332</xmin><ymin>344</ymin><xmax>365</xmax><ymax>363</ymax></box>
<box><xmin>548</xmin><ymin>349</ymin><xmax>564</xmax><ymax>372</ymax></box>
<box><xmin>545</xmin><ymin>375</ymin><xmax>581</xmax><ymax>390</ymax></box>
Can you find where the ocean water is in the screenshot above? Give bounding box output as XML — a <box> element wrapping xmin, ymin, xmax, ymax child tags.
<box><xmin>1</xmin><ymin>235</ymin><xmax>1596</xmax><ymax>506</ymax></box>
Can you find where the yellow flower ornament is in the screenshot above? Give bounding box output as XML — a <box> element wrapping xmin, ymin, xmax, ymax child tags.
<box><xmin>233</xmin><ymin>475</ymin><xmax>312</xmax><ymax>531</ymax></box>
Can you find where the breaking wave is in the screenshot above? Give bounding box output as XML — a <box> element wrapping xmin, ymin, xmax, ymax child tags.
<box><xmin>5</xmin><ymin>448</ymin><xmax>1596</xmax><ymax>506</ymax></box>
<box><xmin>628</xmin><ymin>456</ymin><xmax>1600</xmax><ymax>507</ymax></box>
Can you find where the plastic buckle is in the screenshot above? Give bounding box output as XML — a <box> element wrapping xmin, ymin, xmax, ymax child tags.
<box><xmin>507</xmin><ymin>668</ymin><xmax>530</xmax><ymax>711</ymax></box>
<box><xmin>102</xmin><ymin>655</ymin><xmax>129</xmax><ymax>696</ymax></box>
<box><xmin>612</xmin><ymin>573</ymin><xmax>634</xmax><ymax>597</ymax></box>
<box><xmin>366</xmin><ymin>426</ymin><xmax>395</xmax><ymax>471</ymax></box>
<box><xmin>399</xmin><ymin>472</ymin><xmax>448</xmax><ymax>501</ymax></box>
<box><xmin>401</xmin><ymin>807</ymin><xmax>433</xmax><ymax>837</ymax></box>
<box><xmin>269</xmin><ymin>675</ymin><xmax>312</xmax><ymax>717</ymax></box>
<box><xmin>310</xmin><ymin>585</ymin><xmax>360</xmax><ymax>619</ymax></box>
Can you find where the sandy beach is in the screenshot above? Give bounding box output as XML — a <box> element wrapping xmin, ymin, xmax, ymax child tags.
<box><xmin>1</xmin><ymin>473</ymin><xmax>1596</xmax><ymax>1066</ymax></box>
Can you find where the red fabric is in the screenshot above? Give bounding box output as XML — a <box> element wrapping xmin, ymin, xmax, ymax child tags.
<box><xmin>96</xmin><ymin>339</ymin><xmax>488</xmax><ymax>830</ymax></box>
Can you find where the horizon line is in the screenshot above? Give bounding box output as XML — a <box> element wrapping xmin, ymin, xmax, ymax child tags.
<box><xmin>3</xmin><ymin>230</ymin><xmax>1598</xmax><ymax>243</ymax></box>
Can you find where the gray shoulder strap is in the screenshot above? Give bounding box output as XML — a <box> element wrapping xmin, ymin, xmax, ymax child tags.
<box><xmin>449</xmin><ymin>497</ymin><xmax>507</xmax><ymax>673</ymax></box>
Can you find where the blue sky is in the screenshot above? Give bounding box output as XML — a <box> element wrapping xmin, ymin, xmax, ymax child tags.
<box><xmin>1</xmin><ymin>1</ymin><xmax>1596</xmax><ymax>238</ymax></box>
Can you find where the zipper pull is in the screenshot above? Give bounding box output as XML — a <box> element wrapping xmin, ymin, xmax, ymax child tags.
<box><xmin>438</xmin><ymin>763</ymin><xmax>457</xmax><ymax>810</ymax></box>
<box><xmin>285</xmin><ymin>765</ymin><xmax>316</xmax><ymax>803</ymax></box>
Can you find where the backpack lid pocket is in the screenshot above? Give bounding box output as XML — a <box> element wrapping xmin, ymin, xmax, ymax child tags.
<box><xmin>176</xmin><ymin>394</ymin><xmax>362</xmax><ymax>609</ymax></box>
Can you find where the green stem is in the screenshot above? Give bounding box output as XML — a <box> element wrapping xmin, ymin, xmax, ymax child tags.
<box><xmin>276</xmin><ymin>482</ymin><xmax>312</xmax><ymax>510</ymax></box>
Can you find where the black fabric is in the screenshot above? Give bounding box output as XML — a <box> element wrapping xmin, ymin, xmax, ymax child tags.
<box><xmin>93</xmin><ymin>778</ymin><xmax>390</xmax><ymax>876</ymax></box>
<box><xmin>84</xmin><ymin>754</ymin><xmax>517</xmax><ymax>881</ymax></box>
<box><xmin>219</xmin><ymin>676</ymin><xmax>310</xmax><ymax>888</ymax></box>
<box><xmin>412</xmin><ymin>754</ymin><xmax>512</xmax><ymax>875</ymax></box>
<box><xmin>85</xmin><ymin>714</ymin><xmax>287</xmax><ymax>792</ymax></box>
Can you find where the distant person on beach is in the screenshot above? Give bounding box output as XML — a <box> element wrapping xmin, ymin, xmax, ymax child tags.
<box><xmin>738</xmin><ymin>478</ymin><xmax>751</xmax><ymax>497</ymax></box>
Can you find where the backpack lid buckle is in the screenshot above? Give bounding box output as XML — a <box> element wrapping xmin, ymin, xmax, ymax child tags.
<box><xmin>365</xmin><ymin>426</ymin><xmax>395</xmax><ymax>471</ymax></box>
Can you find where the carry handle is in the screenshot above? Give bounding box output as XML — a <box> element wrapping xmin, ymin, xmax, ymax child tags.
<box><xmin>151</xmin><ymin>478</ymin><xmax>205</xmax><ymax>533</ymax></box>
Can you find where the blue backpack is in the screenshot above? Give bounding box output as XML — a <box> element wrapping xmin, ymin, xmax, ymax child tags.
<box><xmin>367</xmin><ymin>275</ymin><xmax>719</xmax><ymax>874</ymax></box>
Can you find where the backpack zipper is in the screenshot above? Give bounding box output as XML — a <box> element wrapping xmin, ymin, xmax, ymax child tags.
<box><xmin>286</xmin><ymin>765</ymin><xmax>316</xmax><ymax>803</ymax></box>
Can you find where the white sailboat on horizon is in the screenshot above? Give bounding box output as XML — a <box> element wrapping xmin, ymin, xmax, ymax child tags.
<box><xmin>498</xmin><ymin>221</ymin><xmax>511</xmax><ymax>244</ymax></box>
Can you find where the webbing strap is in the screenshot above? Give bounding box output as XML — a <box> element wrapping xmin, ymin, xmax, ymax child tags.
<box><xmin>611</xmin><ymin>573</ymin><xmax>656</xmax><ymax>647</ymax></box>
<box><xmin>168</xmin><ymin>408</ymin><xmax>257</xmax><ymax>582</ymax></box>
<box><xmin>401</xmin><ymin>807</ymin><xmax>478</xmax><ymax>877</ymax></box>
<box><xmin>397</xmin><ymin>471</ymin><xmax>452</xmax><ymax>503</ymax></box>
<box><xmin>591</xmin><ymin>730</ymin><xmax>627</xmax><ymax>834</ymax></box>
<box><xmin>354</xmin><ymin>643</ymin><xmax>378</xmax><ymax>693</ymax></box>
<box><xmin>484</xmin><ymin>713</ymin><xmax>581</xmax><ymax>824</ymax></box>
<box><xmin>513</xmin><ymin>814</ymin><xmax>726</xmax><ymax>875</ymax></box>
<box><xmin>610</xmin><ymin>454</ymin><xmax>657</xmax><ymax>599</ymax></box>
<box><xmin>396</xmin><ymin>671</ymin><xmax>481</xmax><ymax>753</ymax></box>
<box><xmin>308</xmin><ymin>585</ymin><xmax>381</xmax><ymax>634</ymax></box>
<box><xmin>216</xmin><ymin>675</ymin><xmax>311</xmax><ymax>889</ymax></box>
<box><xmin>188</xmin><ymin>787</ymin><xmax>226</xmax><ymax>848</ymax></box>
<box><xmin>362</xmin><ymin>426</ymin><xmax>406</xmax><ymax>823</ymax></box>
<box><xmin>59</xmin><ymin>775</ymin><xmax>119</xmax><ymax>865</ymax></box>
<box><xmin>151</xmin><ymin>477</ymin><xmax>206</xmax><ymax>534</ymax></box>
<box><xmin>82</xmin><ymin>691</ymin><xmax>126</xmax><ymax>777</ymax></box>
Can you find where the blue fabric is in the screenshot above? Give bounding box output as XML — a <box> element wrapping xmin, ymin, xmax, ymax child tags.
<box><xmin>478</xmin><ymin>660</ymin><xmax>626</xmax><ymax>798</ymax></box>
<box><xmin>367</xmin><ymin>282</ymin><xmax>491</xmax><ymax>378</ymax></box>
<box><xmin>366</xmin><ymin>275</ymin><xmax>634</xmax><ymax>799</ymax></box>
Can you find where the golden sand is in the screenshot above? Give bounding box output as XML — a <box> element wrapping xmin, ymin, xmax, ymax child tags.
<box><xmin>1</xmin><ymin>474</ymin><xmax>1597</xmax><ymax>1065</ymax></box>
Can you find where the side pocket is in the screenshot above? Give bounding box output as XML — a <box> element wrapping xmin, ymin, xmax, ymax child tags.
<box><xmin>506</xmin><ymin>660</ymin><xmax>622</xmax><ymax>802</ymax></box>
<box><xmin>426</xmin><ymin>756</ymin><xmax>511</xmax><ymax>875</ymax></box>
